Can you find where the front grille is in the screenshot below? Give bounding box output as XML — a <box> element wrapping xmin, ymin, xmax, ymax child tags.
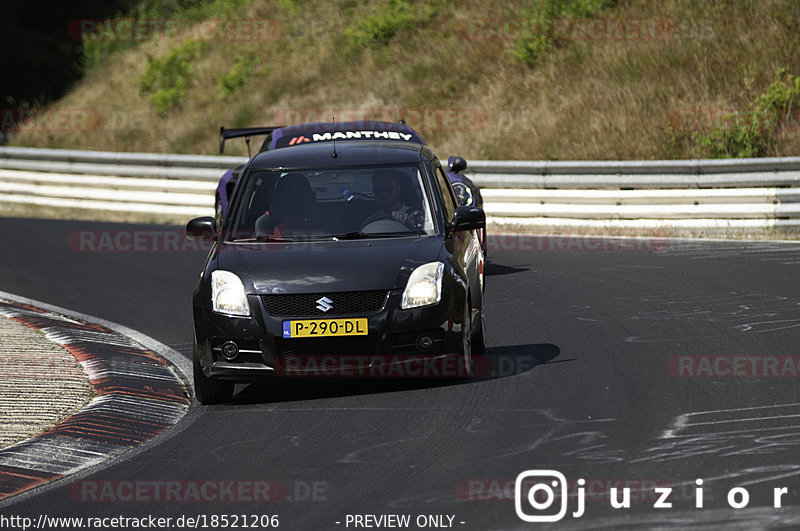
<box><xmin>275</xmin><ymin>335</ymin><xmax>377</xmax><ymax>357</ymax></box>
<box><xmin>262</xmin><ymin>290</ymin><xmax>388</xmax><ymax>317</ymax></box>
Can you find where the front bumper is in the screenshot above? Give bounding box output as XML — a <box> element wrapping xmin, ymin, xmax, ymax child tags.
<box><xmin>193</xmin><ymin>289</ymin><xmax>466</xmax><ymax>380</ymax></box>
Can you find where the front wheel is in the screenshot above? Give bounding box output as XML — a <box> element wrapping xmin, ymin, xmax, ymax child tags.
<box><xmin>193</xmin><ymin>344</ymin><xmax>234</xmax><ymax>405</ymax></box>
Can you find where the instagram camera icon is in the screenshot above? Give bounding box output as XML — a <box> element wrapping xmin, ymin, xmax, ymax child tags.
<box><xmin>515</xmin><ymin>470</ymin><xmax>568</xmax><ymax>523</ymax></box>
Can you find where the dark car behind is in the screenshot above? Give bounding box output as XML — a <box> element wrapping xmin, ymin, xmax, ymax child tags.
<box><xmin>215</xmin><ymin>121</ymin><xmax>486</xmax><ymax>253</ymax></box>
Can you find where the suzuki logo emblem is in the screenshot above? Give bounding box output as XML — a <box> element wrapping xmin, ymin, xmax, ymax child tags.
<box><xmin>316</xmin><ymin>296</ymin><xmax>333</xmax><ymax>313</ymax></box>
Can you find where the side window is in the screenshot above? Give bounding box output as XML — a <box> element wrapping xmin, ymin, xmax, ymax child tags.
<box><xmin>434</xmin><ymin>162</ymin><xmax>457</xmax><ymax>222</ymax></box>
<box><xmin>231</xmin><ymin>171</ymin><xmax>280</xmax><ymax>236</ymax></box>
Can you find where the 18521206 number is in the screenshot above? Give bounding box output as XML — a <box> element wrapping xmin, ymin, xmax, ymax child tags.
<box><xmin>191</xmin><ymin>514</ymin><xmax>279</xmax><ymax>527</ymax></box>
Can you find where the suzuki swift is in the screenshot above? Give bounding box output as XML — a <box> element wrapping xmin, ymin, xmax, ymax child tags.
<box><xmin>187</xmin><ymin>139</ymin><xmax>485</xmax><ymax>404</ymax></box>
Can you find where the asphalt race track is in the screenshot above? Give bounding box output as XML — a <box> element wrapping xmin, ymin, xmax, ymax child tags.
<box><xmin>2</xmin><ymin>217</ymin><xmax>800</xmax><ymax>529</ymax></box>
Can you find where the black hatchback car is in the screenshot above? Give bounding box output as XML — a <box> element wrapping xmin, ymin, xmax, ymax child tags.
<box><xmin>187</xmin><ymin>139</ymin><xmax>486</xmax><ymax>404</ymax></box>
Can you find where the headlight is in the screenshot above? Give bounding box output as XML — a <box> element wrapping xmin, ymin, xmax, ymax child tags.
<box><xmin>211</xmin><ymin>270</ymin><xmax>251</xmax><ymax>317</ymax></box>
<box><xmin>452</xmin><ymin>182</ymin><xmax>473</xmax><ymax>206</ymax></box>
<box><xmin>401</xmin><ymin>262</ymin><xmax>444</xmax><ymax>309</ymax></box>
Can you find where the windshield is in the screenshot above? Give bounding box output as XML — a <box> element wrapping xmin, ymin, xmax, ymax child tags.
<box><xmin>228</xmin><ymin>165</ymin><xmax>436</xmax><ymax>241</ymax></box>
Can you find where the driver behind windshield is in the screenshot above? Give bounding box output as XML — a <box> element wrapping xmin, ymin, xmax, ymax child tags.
<box><xmin>367</xmin><ymin>169</ymin><xmax>424</xmax><ymax>230</ymax></box>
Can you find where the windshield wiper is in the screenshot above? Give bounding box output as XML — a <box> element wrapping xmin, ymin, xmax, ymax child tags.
<box><xmin>331</xmin><ymin>231</ymin><xmax>417</xmax><ymax>240</ymax></box>
<box><xmin>232</xmin><ymin>234</ymin><xmax>292</xmax><ymax>242</ymax></box>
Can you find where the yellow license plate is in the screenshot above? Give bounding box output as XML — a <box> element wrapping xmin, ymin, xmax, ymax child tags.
<box><xmin>282</xmin><ymin>318</ymin><xmax>368</xmax><ymax>338</ymax></box>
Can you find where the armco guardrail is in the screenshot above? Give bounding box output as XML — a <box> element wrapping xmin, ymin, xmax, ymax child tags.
<box><xmin>0</xmin><ymin>147</ymin><xmax>247</xmax><ymax>217</ymax></box>
<box><xmin>1</xmin><ymin>146</ymin><xmax>799</xmax><ymax>230</ymax></box>
<box><xmin>466</xmin><ymin>158</ymin><xmax>800</xmax><ymax>230</ymax></box>
<box><xmin>0</xmin><ymin>146</ymin><xmax>247</xmax><ymax>180</ymax></box>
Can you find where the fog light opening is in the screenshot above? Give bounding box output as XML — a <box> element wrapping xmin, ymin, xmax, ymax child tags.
<box><xmin>416</xmin><ymin>335</ymin><xmax>434</xmax><ymax>352</ymax></box>
<box><xmin>221</xmin><ymin>341</ymin><xmax>239</xmax><ymax>361</ymax></box>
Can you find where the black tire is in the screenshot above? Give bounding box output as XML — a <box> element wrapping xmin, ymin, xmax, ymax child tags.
<box><xmin>460</xmin><ymin>302</ymin><xmax>474</xmax><ymax>377</ymax></box>
<box><xmin>193</xmin><ymin>346</ymin><xmax>234</xmax><ymax>405</ymax></box>
<box><xmin>472</xmin><ymin>303</ymin><xmax>486</xmax><ymax>358</ymax></box>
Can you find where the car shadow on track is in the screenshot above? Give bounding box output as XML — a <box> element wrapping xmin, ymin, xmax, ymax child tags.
<box><xmin>473</xmin><ymin>343</ymin><xmax>569</xmax><ymax>381</ymax></box>
<box><xmin>484</xmin><ymin>262</ymin><xmax>529</xmax><ymax>277</ymax></box>
<box><xmin>221</xmin><ymin>343</ymin><xmax>564</xmax><ymax>405</ymax></box>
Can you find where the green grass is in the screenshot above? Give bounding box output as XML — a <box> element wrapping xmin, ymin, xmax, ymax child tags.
<box><xmin>675</xmin><ymin>69</ymin><xmax>800</xmax><ymax>158</ymax></box>
<box><xmin>512</xmin><ymin>0</ymin><xmax>616</xmax><ymax>66</ymax></box>
<box><xmin>82</xmin><ymin>0</ymin><xmax>252</xmax><ymax>69</ymax></box>
<box><xmin>344</xmin><ymin>0</ymin><xmax>436</xmax><ymax>48</ymax></box>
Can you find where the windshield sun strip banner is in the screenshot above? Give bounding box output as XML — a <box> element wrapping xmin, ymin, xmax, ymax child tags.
<box><xmin>279</xmin><ymin>130</ymin><xmax>418</xmax><ymax>148</ymax></box>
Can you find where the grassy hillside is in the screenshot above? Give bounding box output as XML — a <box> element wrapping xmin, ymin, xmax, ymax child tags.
<box><xmin>10</xmin><ymin>0</ymin><xmax>800</xmax><ymax>160</ymax></box>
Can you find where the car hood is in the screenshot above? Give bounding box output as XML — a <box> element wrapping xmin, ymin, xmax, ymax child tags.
<box><xmin>212</xmin><ymin>236</ymin><xmax>444</xmax><ymax>294</ymax></box>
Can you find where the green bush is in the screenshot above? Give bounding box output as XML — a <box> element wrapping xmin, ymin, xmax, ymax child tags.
<box><xmin>693</xmin><ymin>112</ymin><xmax>772</xmax><ymax>158</ymax></box>
<box><xmin>140</xmin><ymin>41</ymin><xmax>202</xmax><ymax>114</ymax></box>
<box><xmin>754</xmin><ymin>67</ymin><xmax>800</xmax><ymax>120</ymax></box>
<box><xmin>345</xmin><ymin>0</ymin><xmax>434</xmax><ymax>48</ymax></box>
<box><xmin>512</xmin><ymin>0</ymin><xmax>616</xmax><ymax>66</ymax></box>
<box><xmin>218</xmin><ymin>53</ymin><xmax>262</xmax><ymax>98</ymax></box>
<box><xmin>693</xmin><ymin>68</ymin><xmax>800</xmax><ymax>158</ymax></box>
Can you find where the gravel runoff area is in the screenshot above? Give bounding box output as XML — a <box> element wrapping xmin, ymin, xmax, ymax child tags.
<box><xmin>0</xmin><ymin>314</ymin><xmax>92</xmax><ymax>449</ymax></box>
<box><xmin>0</xmin><ymin>296</ymin><xmax>190</xmax><ymax>502</ymax></box>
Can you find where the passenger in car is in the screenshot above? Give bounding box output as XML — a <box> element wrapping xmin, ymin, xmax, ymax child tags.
<box><xmin>255</xmin><ymin>173</ymin><xmax>315</xmax><ymax>237</ymax></box>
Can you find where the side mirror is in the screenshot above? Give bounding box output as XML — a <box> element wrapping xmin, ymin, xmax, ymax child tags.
<box><xmin>448</xmin><ymin>155</ymin><xmax>467</xmax><ymax>174</ymax></box>
<box><xmin>452</xmin><ymin>205</ymin><xmax>485</xmax><ymax>232</ymax></box>
<box><xmin>186</xmin><ymin>216</ymin><xmax>217</xmax><ymax>241</ymax></box>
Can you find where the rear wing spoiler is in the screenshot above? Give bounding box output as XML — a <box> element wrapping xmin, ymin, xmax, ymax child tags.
<box><xmin>219</xmin><ymin>126</ymin><xmax>283</xmax><ymax>154</ymax></box>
